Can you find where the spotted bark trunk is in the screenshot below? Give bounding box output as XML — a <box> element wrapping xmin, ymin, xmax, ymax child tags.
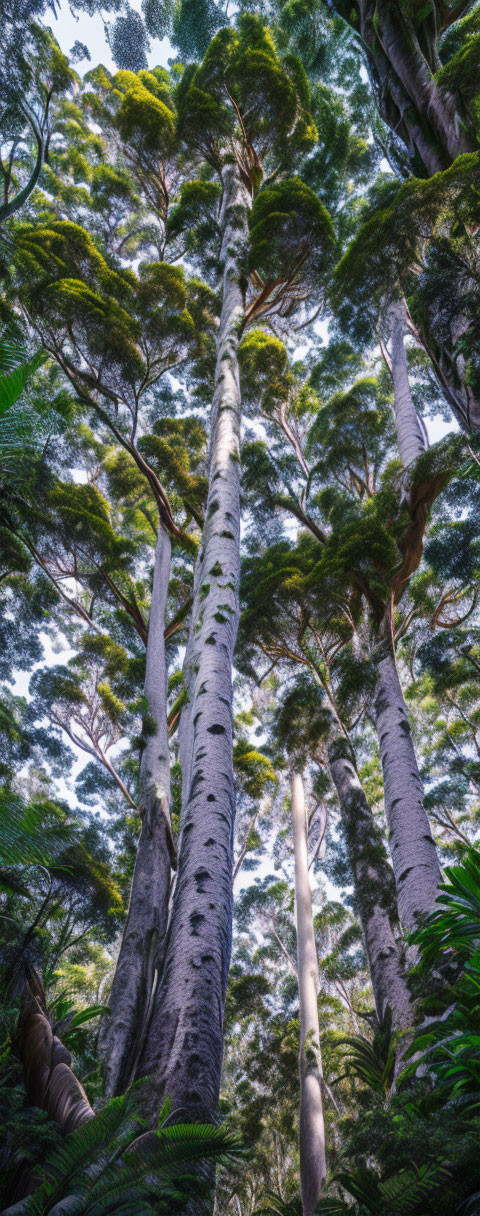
<box><xmin>326</xmin><ymin>723</ymin><xmax>412</xmax><ymax>1031</ymax></box>
<box><xmin>291</xmin><ymin>772</ymin><xmax>326</xmax><ymax>1216</ymax></box>
<box><xmin>137</xmin><ymin>162</ymin><xmax>251</xmax><ymax>1123</ymax></box>
<box><xmin>98</xmin><ymin>525</ymin><xmax>173</xmax><ymax>1097</ymax></box>
<box><xmin>388</xmin><ymin>299</ymin><xmax>428</xmax><ymax>469</ymax></box>
<box><xmin>373</xmin><ymin>624</ymin><xmax>441</xmax><ymax>929</ymax></box>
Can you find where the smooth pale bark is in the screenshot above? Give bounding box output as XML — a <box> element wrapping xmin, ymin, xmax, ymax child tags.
<box><xmin>137</xmin><ymin>162</ymin><xmax>251</xmax><ymax>1123</ymax></box>
<box><xmin>20</xmin><ymin>969</ymin><xmax>94</xmax><ymax>1133</ymax></box>
<box><xmin>373</xmin><ymin>626</ymin><xmax>441</xmax><ymax>929</ymax></box>
<box><xmin>291</xmin><ymin>773</ymin><xmax>326</xmax><ymax>1216</ymax></box>
<box><xmin>388</xmin><ymin>299</ymin><xmax>428</xmax><ymax>469</ymax></box>
<box><xmin>98</xmin><ymin>525</ymin><xmax>173</xmax><ymax>1096</ymax></box>
<box><xmin>326</xmin><ymin>723</ymin><xmax>412</xmax><ymax>1032</ymax></box>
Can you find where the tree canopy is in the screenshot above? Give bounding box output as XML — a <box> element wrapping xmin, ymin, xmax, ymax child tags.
<box><xmin>2</xmin><ymin>3</ymin><xmax>480</xmax><ymax>1215</ymax></box>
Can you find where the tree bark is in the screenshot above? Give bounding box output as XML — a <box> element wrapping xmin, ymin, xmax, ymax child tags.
<box><xmin>373</xmin><ymin>621</ymin><xmax>441</xmax><ymax>929</ymax></box>
<box><xmin>290</xmin><ymin>772</ymin><xmax>326</xmax><ymax>1216</ymax></box>
<box><xmin>374</xmin><ymin>2</ymin><xmax>473</xmax><ymax>165</ymax></box>
<box><xmin>19</xmin><ymin>969</ymin><xmax>94</xmax><ymax>1134</ymax></box>
<box><xmin>416</xmin><ymin>309</ymin><xmax>480</xmax><ymax>435</ymax></box>
<box><xmin>137</xmin><ymin>161</ymin><xmax>251</xmax><ymax>1123</ymax></box>
<box><xmin>351</xmin><ymin>1</ymin><xmax>475</xmax><ymax>173</ymax></box>
<box><xmin>388</xmin><ymin>299</ymin><xmax>428</xmax><ymax>469</ymax></box>
<box><xmin>326</xmin><ymin>723</ymin><xmax>412</xmax><ymax>1032</ymax></box>
<box><xmin>98</xmin><ymin>525</ymin><xmax>173</xmax><ymax>1097</ymax></box>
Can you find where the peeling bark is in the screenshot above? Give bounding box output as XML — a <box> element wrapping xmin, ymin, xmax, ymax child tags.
<box><xmin>373</xmin><ymin>624</ymin><xmax>441</xmax><ymax>930</ymax></box>
<box><xmin>98</xmin><ymin>526</ymin><xmax>173</xmax><ymax>1097</ymax></box>
<box><xmin>291</xmin><ymin>772</ymin><xmax>326</xmax><ymax>1216</ymax></box>
<box><xmin>137</xmin><ymin>162</ymin><xmax>251</xmax><ymax>1123</ymax></box>
<box><xmin>326</xmin><ymin>722</ymin><xmax>412</xmax><ymax>1031</ymax></box>
<box><xmin>19</xmin><ymin>969</ymin><xmax>94</xmax><ymax>1133</ymax></box>
<box><xmin>388</xmin><ymin>299</ymin><xmax>428</xmax><ymax>469</ymax></box>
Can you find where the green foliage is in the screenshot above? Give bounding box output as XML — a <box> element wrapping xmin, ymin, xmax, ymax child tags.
<box><xmin>0</xmin><ymin>339</ymin><xmax>48</xmax><ymax>418</ymax></box>
<box><xmin>336</xmin><ymin>1012</ymin><xmax>396</xmax><ymax>1095</ymax></box>
<box><xmin>248</xmin><ymin>176</ymin><xmax>335</xmax><ymax>287</ymax></box>
<box><xmin>0</xmin><ymin>789</ymin><xmax>71</xmax><ymax>871</ymax></box>
<box><xmin>176</xmin><ymin>14</ymin><xmax>317</xmax><ymax>170</ymax></box>
<box><xmin>5</xmin><ymin>1088</ymin><xmax>242</xmax><ymax>1215</ymax></box>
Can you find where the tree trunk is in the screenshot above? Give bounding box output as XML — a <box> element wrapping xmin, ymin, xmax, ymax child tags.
<box><xmin>291</xmin><ymin>772</ymin><xmax>326</xmax><ymax>1216</ymax></box>
<box><xmin>353</xmin><ymin>0</ymin><xmax>475</xmax><ymax>173</ymax></box>
<box><xmin>19</xmin><ymin>969</ymin><xmax>94</xmax><ymax>1133</ymax></box>
<box><xmin>326</xmin><ymin>723</ymin><xmax>412</xmax><ymax>1032</ymax></box>
<box><xmin>137</xmin><ymin>161</ymin><xmax>251</xmax><ymax>1123</ymax></box>
<box><xmin>388</xmin><ymin>299</ymin><xmax>428</xmax><ymax>468</ymax></box>
<box><xmin>98</xmin><ymin>525</ymin><xmax>173</xmax><ymax>1097</ymax></box>
<box><xmin>373</xmin><ymin>622</ymin><xmax>441</xmax><ymax>929</ymax></box>
<box><xmin>375</xmin><ymin>2</ymin><xmax>473</xmax><ymax>165</ymax></box>
<box><xmin>417</xmin><ymin>308</ymin><xmax>480</xmax><ymax>435</ymax></box>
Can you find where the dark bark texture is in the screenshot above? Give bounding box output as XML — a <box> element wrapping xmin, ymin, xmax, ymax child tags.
<box><xmin>98</xmin><ymin>526</ymin><xmax>173</xmax><ymax>1097</ymax></box>
<box><xmin>373</xmin><ymin>625</ymin><xmax>441</xmax><ymax>929</ymax></box>
<box><xmin>327</xmin><ymin>723</ymin><xmax>412</xmax><ymax>1031</ymax></box>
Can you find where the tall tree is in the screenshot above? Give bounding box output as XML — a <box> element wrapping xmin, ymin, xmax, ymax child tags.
<box><xmin>137</xmin><ymin>16</ymin><xmax>333</xmax><ymax>1122</ymax></box>
<box><xmin>239</xmin><ymin>329</ymin><xmax>444</xmax><ymax>931</ymax></box>
<box><xmin>290</xmin><ymin>770</ymin><xmax>326</xmax><ymax>1215</ymax></box>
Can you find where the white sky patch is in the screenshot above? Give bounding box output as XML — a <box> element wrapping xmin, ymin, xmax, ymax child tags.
<box><xmin>52</xmin><ymin>0</ymin><xmax>174</xmax><ymax>75</ymax></box>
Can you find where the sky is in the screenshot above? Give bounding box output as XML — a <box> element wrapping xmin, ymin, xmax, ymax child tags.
<box><xmin>52</xmin><ymin>0</ymin><xmax>173</xmax><ymax>74</ymax></box>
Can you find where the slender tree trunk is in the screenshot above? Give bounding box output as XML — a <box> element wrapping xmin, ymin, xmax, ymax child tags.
<box><xmin>137</xmin><ymin>162</ymin><xmax>251</xmax><ymax>1123</ymax></box>
<box><xmin>0</xmin><ymin>134</ymin><xmax>45</xmax><ymax>224</ymax></box>
<box><xmin>326</xmin><ymin>723</ymin><xmax>412</xmax><ymax>1032</ymax></box>
<box><xmin>373</xmin><ymin>620</ymin><xmax>441</xmax><ymax>929</ymax></box>
<box><xmin>98</xmin><ymin>525</ymin><xmax>173</xmax><ymax>1096</ymax></box>
<box><xmin>388</xmin><ymin>299</ymin><xmax>428</xmax><ymax>468</ymax></box>
<box><xmin>291</xmin><ymin>772</ymin><xmax>326</xmax><ymax>1216</ymax></box>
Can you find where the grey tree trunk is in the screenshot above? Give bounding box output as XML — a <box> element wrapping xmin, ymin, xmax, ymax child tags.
<box><xmin>291</xmin><ymin>772</ymin><xmax>326</xmax><ymax>1216</ymax></box>
<box><xmin>137</xmin><ymin>162</ymin><xmax>251</xmax><ymax>1123</ymax></box>
<box><xmin>98</xmin><ymin>525</ymin><xmax>173</xmax><ymax>1097</ymax></box>
<box><xmin>326</xmin><ymin>722</ymin><xmax>412</xmax><ymax>1032</ymax></box>
<box><xmin>373</xmin><ymin>626</ymin><xmax>441</xmax><ymax>930</ymax></box>
<box><xmin>388</xmin><ymin>299</ymin><xmax>428</xmax><ymax>469</ymax></box>
<box><xmin>354</xmin><ymin>0</ymin><xmax>475</xmax><ymax>172</ymax></box>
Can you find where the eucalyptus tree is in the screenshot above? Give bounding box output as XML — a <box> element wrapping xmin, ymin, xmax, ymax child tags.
<box><xmin>239</xmin><ymin>328</ymin><xmax>447</xmax><ymax>933</ymax></box>
<box><xmin>332</xmin><ymin>151</ymin><xmax>480</xmax><ymax>435</ymax></box>
<box><xmin>0</xmin><ymin>24</ymin><xmax>76</xmax><ymax>224</ymax></box>
<box><xmin>398</xmin><ymin>460</ymin><xmax>480</xmax><ymax>851</ymax></box>
<box><xmin>79</xmin><ymin>63</ymin><xmax>197</xmax><ymax>262</ymax></box>
<box><xmin>259</xmin><ymin>0</ymin><xmax>480</xmax><ymax>436</ymax></box>
<box><xmin>6</xmin><ymin>169</ymin><xmax>216</xmax><ymax>1096</ymax></box>
<box><xmin>220</xmin><ymin>824</ymin><xmax>367</xmax><ymax>1214</ymax></box>
<box><xmin>136</xmin><ymin>15</ymin><xmax>334</xmax><ymax>1124</ymax></box>
<box><xmin>239</xmin><ymin>543</ymin><xmax>413</xmax><ymax>1036</ymax></box>
<box><xmin>290</xmin><ymin>770</ymin><xmax>326</xmax><ymax>1214</ymax></box>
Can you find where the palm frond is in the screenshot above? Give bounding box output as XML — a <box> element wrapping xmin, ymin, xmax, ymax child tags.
<box><xmin>336</xmin><ymin>1011</ymin><xmax>395</xmax><ymax>1095</ymax></box>
<box><xmin>0</xmin><ymin>790</ymin><xmax>71</xmax><ymax>870</ymax></box>
<box><xmin>3</xmin><ymin>1089</ymin><xmax>243</xmax><ymax>1216</ymax></box>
